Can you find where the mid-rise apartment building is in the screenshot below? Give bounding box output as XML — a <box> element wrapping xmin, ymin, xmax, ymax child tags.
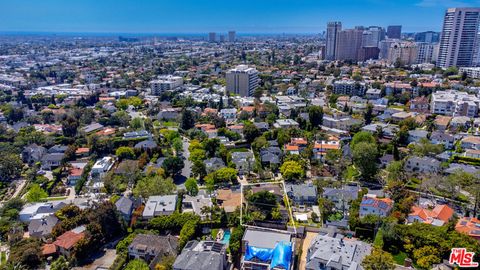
<box><xmin>226</xmin><ymin>65</ymin><xmax>259</xmax><ymax>97</ymax></box>
<box><xmin>430</xmin><ymin>90</ymin><xmax>480</xmax><ymax>117</ymax></box>
<box><xmin>333</xmin><ymin>80</ymin><xmax>366</xmax><ymax>96</ymax></box>
<box><xmin>150</xmin><ymin>75</ymin><xmax>183</xmax><ymax>95</ymax></box>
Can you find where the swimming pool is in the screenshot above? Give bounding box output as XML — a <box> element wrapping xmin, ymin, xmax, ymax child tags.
<box><xmin>221</xmin><ymin>229</ymin><xmax>231</xmax><ymax>245</ymax></box>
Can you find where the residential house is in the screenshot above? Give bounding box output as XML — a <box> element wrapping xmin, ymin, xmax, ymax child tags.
<box><xmin>28</xmin><ymin>216</ymin><xmax>59</xmax><ymax>239</ymax></box>
<box><xmin>408</xmin><ymin>204</ymin><xmax>454</xmax><ymax>226</ymax></box>
<box><xmin>362</xmin><ymin>123</ymin><xmax>398</xmax><ymax>139</ymax></box>
<box><xmin>323</xmin><ymin>185</ymin><xmax>360</xmax><ymax>211</ymax></box>
<box><xmin>445</xmin><ymin>163</ymin><xmax>480</xmax><ymax>175</ymax></box>
<box><xmin>143</xmin><ymin>195</ymin><xmax>177</xmax><ymax>219</ymax></box>
<box><xmin>260</xmin><ymin>146</ymin><xmax>282</xmax><ymax>167</ymax></box>
<box><xmin>359</xmin><ymin>195</ymin><xmax>393</xmax><ymax>218</ymax></box>
<box><xmin>91</xmin><ymin>156</ymin><xmax>115</xmax><ymax>178</ymax></box>
<box><xmin>410</xmin><ymin>96</ymin><xmax>429</xmax><ymax>113</ymax></box>
<box><xmin>53</xmin><ymin>226</ymin><xmax>86</xmax><ymax>257</ymax></box>
<box><xmin>285</xmin><ymin>184</ymin><xmax>318</xmax><ymax>206</ymax></box>
<box><xmin>405</xmin><ymin>156</ymin><xmax>441</xmax><ymax>174</ymax></box>
<box><xmin>254</xmin><ymin>122</ymin><xmax>269</xmax><ymax>132</ymax></box>
<box><xmin>216</xmin><ymin>188</ymin><xmax>243</xmax><ymax>213</ymax></box>
<box><xmin>313</xmin><ymin>139</ymin><xmax>341</xmax><ymax>160</ymax></box>
<box><xmin>48</xmin><ymin>145</ymin><xmax>68</xmax><ymax>154</ymax></box>
<box><xmin>182</xmin><ymin>190</ymin><xmax>213</xmax><ymax>220</ymax></box>
<box><xmin>306</xmin><ymin>231</ymin><xmax>372</xmax><ymax>270</ymax></box>
<box><xmin>123</xmin><ymin>130</ymin><xmax>151</xmax><ymax>140</ymax></box>
<box><xmin>19</xmin><ymin>202</ymin><xmax>66</xmax><ymax>222</ymax></box>
<box><xmin>366</xmin><ymin>88</ymin><xmax>381</xmax><ymax>100</ymax></box>
<box><xmin>81</xmin><ymin>123</ymin><xmax>104</xmax><ymax>134</ymax></box>
<box><xmin>465</xmin><ymin>149</ymin><xmax>480</xmax><ymax>159</ymax></box>
<box><xmin>241</xmin><ymin>228</ymin><xmax>294</xmax><ymax>270</ymax></box>
<box><xmin>204</xmin><ymin>157</ymin><xmax>225</xmax><ymax>174</ymax></box>
<box><xmin>450</xmin><ymin>116</ymin><xmax>471</xmax><ymax>131</ymax></box>
<box><xmin>455</xmin><ymin>217</ymin><xmax>480</xmax><ymax>241</ymax></box>
<box><xmin>67</xmin><ymin>166</ymin><xmax>83</xmax><ymax>186</ymax></box>
<box><xmin>22</xmin><ymin>144</ymin><xmax>47</xmax><ymax>165</ymax></box>
<box><xmin>75</xmin><ymin>147</ymin><xmax>90</xmax><ymax>157</ymax></box>
<box><xmin>115</xmin><ymin>196</ymin><xmax>134</xmax><ymax>223</ymax></box>
<box><xmin>385</xmin><ymin>82</ymin><xmax>412</xmax><ymax>96</ymax></box>
<box><xmin>241</xmin><ymin>106</ymin><xmax>255</xmax><ymax>117</ymax></box>
<box><xmin>273</xmin><ymin>119</ymin><xmax>299</xmax><ymax>129</ymax></box>
<box><xmin>392</xmin><ymin>111</ymin><xmax>416</xmax><ymax>123</ymax></box>
<box><xmin>173</xmin><ymin>240</ymin><xmax>227</xmax><ymax>270</ymax></box>
<box><xmin>219</xmin><ymin>108</ymin><xmax>237</xmax><ymax>122</ymax></box>
<box><xmin>128</xmin><ymin>234</ymin><xmax>178</xmax><ymax>265</ymax></box>
<box><xmin>323</xmin><ymin>115</ymin><xmax>362</xmax><ymax>132</ymax></box>
<box><xmin>231</xmin><ymin>151</ymin><xmax>254</xmax><ymax>175</ymax></box>
<box><xmin>158</xmin><ymin>108</ymin><xmax>181</xmax><ymax>121</ymax></box>
<box><xmin>461</xmin><ymin>136</ymin><xmax>480</xmax><ymax>150</ymax></box>
<box><xmin>285</xmin><ymin>137</ymin><xmax>308</xmax><ymax>155</ymax></box>
<box><xmin>408</xmin><ymin>129</ymin><xmax>429</xmax><ymax>144</ymax></box>
<box><xmin>41</xmin><ymin>153</ymin><xmax>64</xmax><ymax>170</ymax></box>
<box><xmin>434</xmin><ymin>115</ymin><xmax>452</xmax><ymax>131</ymax></box>
<box><xmin>134</xmin><ymin>140</ymin><xmax>158</xmax><ymax>151</ymax></box>
<box><xmin>431</xmin><ymin>132</ymin><xmax>455</xmax><ymax>149</ymax></box>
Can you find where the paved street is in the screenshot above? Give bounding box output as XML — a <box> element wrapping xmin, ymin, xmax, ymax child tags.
<box><xmin>174</xmin><ymin>137</ymin><xmax>192</xmax><ymax>189</ymax></box>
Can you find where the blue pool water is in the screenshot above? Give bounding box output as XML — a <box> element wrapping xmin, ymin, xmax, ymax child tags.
<box><xmin>221</xmin><ymin>230</ymin><xmax>231</xmax><ymax>245</ymax></box>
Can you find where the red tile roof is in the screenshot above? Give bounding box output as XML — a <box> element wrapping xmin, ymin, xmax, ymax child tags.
<box><xmin>42</xmin><ymin>243</ymin><xmax>57</xmax><ymax>256</ymax></box>
<box><xmin>456</xmin><ymin>217</ymin><xmax>480</xmax><ymax>239</ymax></box>
<box><xmin>53</xmin><ymin>231</ymin><xmax>85</xmax><ymax>250</ymax></box>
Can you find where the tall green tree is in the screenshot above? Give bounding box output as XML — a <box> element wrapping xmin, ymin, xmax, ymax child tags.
<box><xmin>180</xmin><ymin>109</ymin><xmax>195</xmax><ymax>130</ymax></box>
<box><xmin>280</xmin><ymin>160</ymin><xmax>304</xmax><ymax>181</ymax></box>
<box><xmin>185</xmin><ymin>178</ymin><xmax>199</xmax><ymax>196</ymax></box>
<box><xmin>362</xmin><ymin>248</ymin><xmax>395</xmax><ymax>270</ymax></box>
<box><xmin>0</xmin><ymin>152</ymin><xmax>23</xmax><ymax>181</ymax></box>
<box><xmin>308</xmin><ymin>105</ymin><xmax>323</xmax><ymax>127</ymax></box>
<box><xmin>243</xmin><ymin>123</ymin><xmax>260</xmax><ymax>143</ymax></box>
<box><xmin>352</xmin><ymin>142</ymin><xmax>378</xmax><ymax>180</ymax></box>
<box><xmin>133</xmin><ymin>175</ymin><xmax>176</xmax><ymax>198</ymax></box>
<box><xmin>161</xmin><ymin>156</ymin><xmax>184</xmax><ymax>176</ymax></box>
<box><xmin>125</xmin><ymin>259</ymin><xmax>149</xmax><ymax>270</ymax></box>
<box><xmin>50</xmin><ymin>256</ymin><xmax>69</xmax><ymax>270</ymax></box>
<box><xmin>364</xmin><ymin>103</ymin><xmax>373</xmax><ymax>125</ymax></box>
<box><xmin>26</xmin><ymin>184</ymin><xmax>48</xmax><ymax>203</ymax></box>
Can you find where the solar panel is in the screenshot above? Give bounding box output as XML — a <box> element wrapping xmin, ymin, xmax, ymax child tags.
<box><xmin>211</xmin><ymin>242</ymin><xmax>224</xmax><ymax>253</ymax></box>
<box><xmin>362</xmin><ymin>198</ymin><xmax>374</xmax><ymax>205</ymax></box>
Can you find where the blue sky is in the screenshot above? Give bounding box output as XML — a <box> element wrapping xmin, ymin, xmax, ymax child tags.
<box><xmin>1</xmin><ymin>0</ymin><xmax>480</xmax><ymax>33</ymax></box>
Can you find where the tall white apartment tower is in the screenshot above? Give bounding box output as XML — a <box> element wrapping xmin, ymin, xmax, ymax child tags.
<box><xmin>438</xmin><ymin>8</ymin><xmax>480</xmax><ymax>68</ymax></box>
<box><xmin>226</xmin><ymin>65</ymin><xmax>259</xmax><ymax>97</ymax></box>
<box><xmin>228</xmin><ymin>31</ymin><xmax>236</xmax><ymax>42</ymax></box>
<box><xmin>326</xmin><ymin>22</ymin><xmax>342</xmax><ymax>60</ymax></box>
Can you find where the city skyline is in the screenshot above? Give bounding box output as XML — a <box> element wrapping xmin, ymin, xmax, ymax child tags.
<box><xmin>2</xmin><ymin>0</ymin><xmax>480</xmax><ymax>34</ymax></box>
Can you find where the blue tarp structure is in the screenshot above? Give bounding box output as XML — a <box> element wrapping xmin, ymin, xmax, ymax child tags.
<box><xmin>244</xmin><ymin>245</ymin><xmax>273</xmax><ymax>261</ymax></box>
<box><xmin>270</xmin><ymin>242</ymin><xmax>292</xmax><ymax>269</ymax></box>
<box><xmin>244</xmin><ymin>242</ymin><xmax>292</xmax><ymax>269</ymax></box>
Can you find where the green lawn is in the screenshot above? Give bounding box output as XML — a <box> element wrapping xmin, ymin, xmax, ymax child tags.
<box><xmin>47</xmin><ymin>196</ymin><xmax>68</xmax><ymax>201</ymax></box>
<box><xmin>393</xmin><ymin>251</ymin><xmax>407</xmax><ymax>265</ymax></box>
<box><xmin>344</xmin><ymin>165</ymin><xmax>360</xmax><ymax>180</ymax></box>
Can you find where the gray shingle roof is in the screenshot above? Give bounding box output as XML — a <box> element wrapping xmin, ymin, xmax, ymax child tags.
<box><xmin>173</xmin><ymin>241</ymin><xmax>226</xmax><ymax>270</ymax></box>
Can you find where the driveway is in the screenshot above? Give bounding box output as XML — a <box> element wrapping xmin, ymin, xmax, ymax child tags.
<box><xmin>174</xmin><ymin>137</ymin><xmax>192</xmax><ymax>189</ymax></box>
<box><xmin>73</xmin><ymin>248</ymin><xmax>116</xmax><ymax>270</ymax></box>
<box><xmin>299</xmin><ymin>231</ymin><xmax>317</xmax><ymax>270</ymax></box>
